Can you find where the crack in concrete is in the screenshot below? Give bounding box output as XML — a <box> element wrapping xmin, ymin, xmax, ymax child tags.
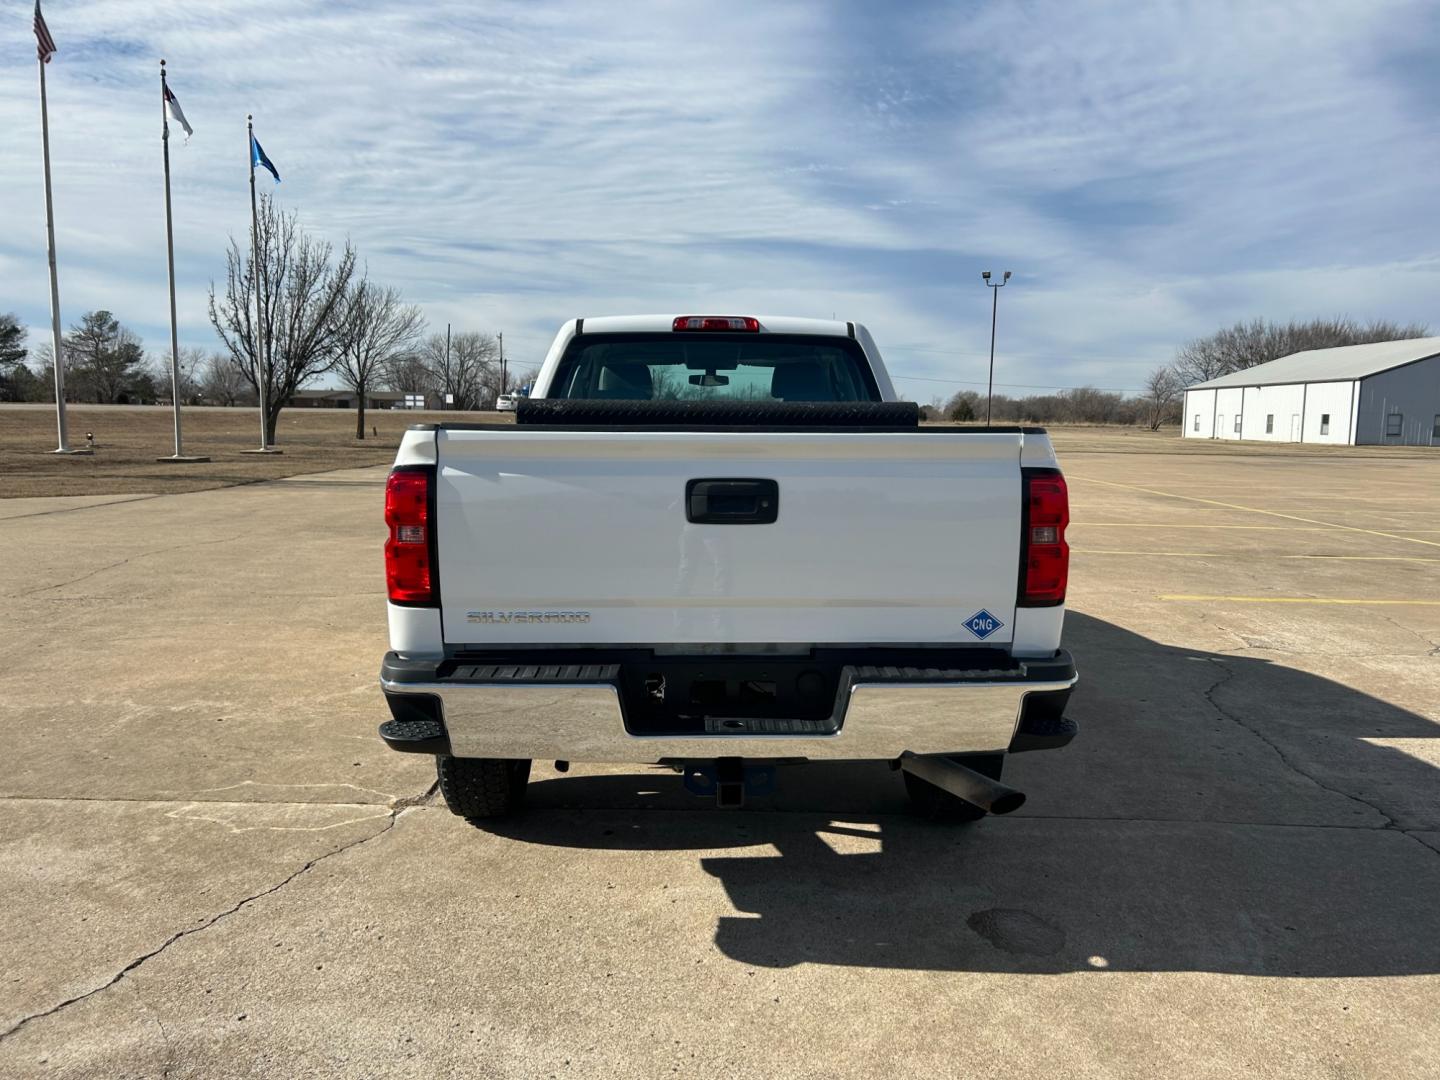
<box><xmin>0</xmin><ymin>793</ymin><xmax>397</xmax><ymax>808</ymax></box>
<box><xmin>0</xmin><ymin>495</ymin><xmax>162</xmax><ymax>522</ymax></box>
<box><xmin>158</xmin><ymin>1013</ymin><xmax>172</xmax><ymax>1080</ymax></box>
<box><xmin>0</xmin><ymin>804</ymin><xmax>414</xmax><ymax>1046</ymax></box>
<box><xmin>392</xmin><ymin>779</ymin><xmax>441</xmax><ymax>810</ymax></box>
<box><xmin>137</xmin><ymin>995</ymin><xmax>173</xmax><ymax>1080</ymax></box>
<box><xmin>1207</xmin><ymin>613</ymin><xmax>1439</xmax><ymax>660</ymax></box>
<box><xmin>1201</xmin><ymin>656</ymin><xmax>1439</xmax><ymax>861</ymax></box>
<box><xmin>1201</xmin><ymin>613</ymin><xmax>1261</xmax><ymax>655</ymax></box>
<box><xmin>10</xmin><ymin>532</ymin><xmax>253</xmax><ymax>598</ymax></box>
<box><xmin>1379</xmin><ymin>613</ymin><xmax>1440</xmax><ymax>659</ymax></box>
<box><xmin>1201</xmin><ymin>657</ymin><xmax>1396</xmax><ymax>827</ymax></box>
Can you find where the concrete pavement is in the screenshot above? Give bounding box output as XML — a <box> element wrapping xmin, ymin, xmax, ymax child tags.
<box><xmin>1</xmin><ymin>448</ymin><xmax>1438</xmax><ymax>1078</ymax></box>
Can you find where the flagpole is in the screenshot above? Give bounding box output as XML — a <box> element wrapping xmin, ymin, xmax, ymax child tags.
<box><xmin>37</xmin><ymin>48</ymin><xmax>85</xmax><ymax>455</ymax></box>
<box><xmin>156</xmin><ymin>60</ymin><xmax>207</xmax><ymax>464</ymax></box>
<box><xmin>242</xmin><ymin>114</ymin><xmax>279</xmax><ymax>454</ymax></box>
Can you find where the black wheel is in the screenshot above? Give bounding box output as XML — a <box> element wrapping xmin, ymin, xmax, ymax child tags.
<box><xmin>903</xmin><ymin>753</ymin><xmax>1003</xmax><ymax>823</ymax></box>
<box><xmin>436</xmin><ymin>756</ymin><xmax>532</xmax><ymax>821</ymax></box>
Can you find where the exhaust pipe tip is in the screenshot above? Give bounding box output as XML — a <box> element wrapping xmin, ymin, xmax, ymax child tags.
<box><xmin>899</xmin><ymin>752</ymin><xmax>1027</xmax><ymax>817</ymax></box>
<box><xmin>988</xmin><ymin>790</ymin><xmax>1026</xmax><ymax>816</ymax></box>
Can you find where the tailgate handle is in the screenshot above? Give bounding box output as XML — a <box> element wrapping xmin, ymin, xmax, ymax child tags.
<box><xmin>686</xmin><ymin>479</ymin><xmax>779</xmax><ymax>525</ymax></box>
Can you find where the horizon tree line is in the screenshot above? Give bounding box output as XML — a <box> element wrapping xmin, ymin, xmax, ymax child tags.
<box><xmin>929</xmin><ymin>316</ymin><xmax>1429</xmax><ymax>429</ymax></box>
<box><xmin>5</xmin><ymin>242</ymin><xmax>1428</xmax><ymax>435</ymax></box>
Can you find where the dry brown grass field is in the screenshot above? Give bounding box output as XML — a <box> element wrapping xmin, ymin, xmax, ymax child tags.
<box><xmin>0</xmin><ymin>404</ymin><xmax>1430</xmax><ymax>498</ymax></box>
<box><xmin>0</xmin><ymin>405</ymin><xmax>512</xmax><ymax>497</ymax></box>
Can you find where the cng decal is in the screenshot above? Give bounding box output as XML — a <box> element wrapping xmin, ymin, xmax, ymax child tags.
<box><xmin>962</xmin><ymin>609</ymin><xmax>1004</xmax><ymax>640</ymax></box>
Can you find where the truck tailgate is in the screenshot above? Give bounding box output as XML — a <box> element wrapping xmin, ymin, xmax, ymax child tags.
<box><xmin>434</xmin><ymin>428</ymin><xmax>1023</xmax><ymax>646</ymax></box>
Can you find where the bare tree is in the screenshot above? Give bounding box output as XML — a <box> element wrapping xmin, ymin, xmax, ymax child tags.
<box><xmin>332</xmin><ymin>278</ymin><xmax>425</xmax><ymax>438</ymax></box>
<box><xmin>414</xmin><ymin>335</ymin><xmax>452</xmax><ymax>404</ymax></box>
<box><xmin>1143</xmin><ymin>365</ymin><xmax>1183</xmax><ymax>431</ymax></box>
<box><xmin>1175</xmin><ymin>317</ymin><xmax>1429</xmax><ymax>385</ymax></box>
<box><xmin>383</xmin><ymin>350</ymin><xmax>435</xmax><ymax>398</ymax></box>
<box><xmin>208</xmin><ymin>194</ymin><xmax>357</xmax><ymax>444</ymax></box>
<box><xmin>153</xmin><ymin>346</ymin><xmax>207</xmax><ymax>404</ymax></box>
<box><xmin>453</xmin><ymin>331</ymin><xmax>500</xmax><ymax>409</ymax></box>
<box><xmin>1058</xmin><ymin>386</ymin><xmax>1123</xmax><ymax>425</ymax></box>
<box><xmin>417</xmin><ymin>330</ymin><xmax>497</xmax><ymax>410</ymax></box>
<box><xmin>199</xmin><ymin>352</ymin><xmax>251</xmax><ymax>406</ymax></box>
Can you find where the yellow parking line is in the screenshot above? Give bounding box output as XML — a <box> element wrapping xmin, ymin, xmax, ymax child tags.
<box><xmin>1070</xmin><ymin>476</ymin><xmax>1440</xmax><ymax>550</ymax></box>
<box><xmin>1074</xmin><ymin>524</ymin><xmax>1440</xmax><ymax>533</ymax></box>
<box><xmin>1076</xmin><ymin>549</ymin><xmax>1440</xmax><ymax>562</ymax></box>
<box><xmin>1073</xmin><ymin>523</ymin><xmax>1333</xmax><ymax>531</ymax></box>
<box><xmin>1149</xmin><ymin>494</ymin><xmax>1419</xmax><ymax>502</ymax></box>
<box><xmin>1159</xmin><ymin>595</ymin><xmax>1440</xmax><ymax>606</ymax></box>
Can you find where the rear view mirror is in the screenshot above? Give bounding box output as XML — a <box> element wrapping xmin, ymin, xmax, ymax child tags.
<box><xmin>682</xmin><ymin>344</ymin><xmax>739</xmax><ymax>370</ymax></box>
<box><xmin>690</xmin><ymin>373</ymin><xmax>730</xmax><ymax>387</ymax></box>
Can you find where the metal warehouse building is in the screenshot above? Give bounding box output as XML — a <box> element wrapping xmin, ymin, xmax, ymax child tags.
<box><xmin>1183</xmin><ymin>337</ymin><xmax>1440</xmax><ymax>446</ymax></box>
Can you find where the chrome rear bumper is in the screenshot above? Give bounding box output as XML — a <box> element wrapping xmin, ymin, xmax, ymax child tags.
<box><xmin>380</xmin><ymin>651</ymin><xmax>1076</xmax><ymax>763</ymax></box>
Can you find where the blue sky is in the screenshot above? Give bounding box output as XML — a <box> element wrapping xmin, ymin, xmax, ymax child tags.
<box><xmin>3</xmin><ymin>0</ymin><xmax>1439</xmax><ymax>398</ymax></box>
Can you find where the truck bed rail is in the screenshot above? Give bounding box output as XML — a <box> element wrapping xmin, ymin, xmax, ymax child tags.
<box><xmin>514</xmin><ymin>399</ymin><xmax>921</xmax><ymax>427</ymax></box>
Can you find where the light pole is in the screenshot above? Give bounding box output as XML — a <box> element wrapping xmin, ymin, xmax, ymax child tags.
<box><xmin>982</xmin><ymin>270</ymin><xmax>1011</xmax><ymax>425</ymax></box>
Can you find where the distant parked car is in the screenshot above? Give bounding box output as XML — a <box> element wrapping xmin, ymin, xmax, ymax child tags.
<box><xmin>495</xmin><ymin>394</ymin><xmax>517</xmax><ymax>412</ymax></box>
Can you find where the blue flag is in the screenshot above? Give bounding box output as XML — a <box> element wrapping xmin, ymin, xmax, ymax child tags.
<box><xmin>251</xmin><ymin>134</ymin><xmax>280</xmax><ymax>183</ymax></box>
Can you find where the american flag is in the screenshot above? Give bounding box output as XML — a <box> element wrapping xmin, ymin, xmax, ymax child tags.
<box><xmin>34</xmin><ymin>1</ymin><xmax>57</xmax><ymax>64</ymax></box>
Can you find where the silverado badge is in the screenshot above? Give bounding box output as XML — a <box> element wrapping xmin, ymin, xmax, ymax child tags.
<box><xmin>467</xmin><ymin>610</ymin><xmax>591</xmax><ymax>624</ymax></box>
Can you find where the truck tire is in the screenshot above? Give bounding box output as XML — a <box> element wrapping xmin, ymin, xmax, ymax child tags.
<box><xmin>436</xmin><ymin>756</ymin><xmax>532</xmax><ymax>820</ymax></box>
<box><xmin>903</xmin><ymin>753</ymin><xmax>1003</xmax><ymax>823</ymax></box>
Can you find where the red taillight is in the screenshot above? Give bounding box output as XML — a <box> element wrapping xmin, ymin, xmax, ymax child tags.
<box><xmin>672</xmin><ymin>315</ymin><xmax>760</xmax><ymax>332</ymax></box>
<box><xmin>385</xmin><ymin>468</ymin><xmax>433</xmax><ymax>604</ymax></box>
<box><xmin>1021</xmin><ymin>472</ymin><xmax>1069</xmax><ymax>605</ymax></box>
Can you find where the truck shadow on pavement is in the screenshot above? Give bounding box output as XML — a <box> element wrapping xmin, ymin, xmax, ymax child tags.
<box><xmin>484</xmin><ymin>612</ymin><xmax>1440</xmax><ymax>976</ymax></box>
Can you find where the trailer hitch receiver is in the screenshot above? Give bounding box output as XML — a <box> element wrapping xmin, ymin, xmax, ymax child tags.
<box><xmin>682</xmin><ymin>757</ymin><xmax>776</xmax><ymax>808</ymax></box>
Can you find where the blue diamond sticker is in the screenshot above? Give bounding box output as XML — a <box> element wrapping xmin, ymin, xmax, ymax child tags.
<box><xmin>963</xmin><ymin>609</ymin><xmax>1005</xmax><ymax>639</ymax></box>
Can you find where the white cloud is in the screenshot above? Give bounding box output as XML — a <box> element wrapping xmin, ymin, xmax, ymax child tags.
<box><xmin>2</xmin><ymin>0</ymin><xmax>1437</xmax><ymax>395</ymax></box>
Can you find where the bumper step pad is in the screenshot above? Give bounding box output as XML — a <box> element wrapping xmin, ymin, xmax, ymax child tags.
<box><xmin>378</xmin><ymin>717</ymin><xmax>450</xmax><ymax>755</ymax></box>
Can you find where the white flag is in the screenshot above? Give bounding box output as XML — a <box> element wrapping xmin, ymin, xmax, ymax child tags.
<box><xmin>164</xmin><ymin>84</ymin><xmax>193</xmax><ymax>138</ymax></box>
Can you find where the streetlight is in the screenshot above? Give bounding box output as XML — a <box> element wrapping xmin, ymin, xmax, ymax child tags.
<box><xmin>982</xmin><ymin>270</ymin><xmax>1011</xmax><ymax>425</ymax></box>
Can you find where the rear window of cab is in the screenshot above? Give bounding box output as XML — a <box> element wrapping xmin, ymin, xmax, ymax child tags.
<box><xmin>546</xmin><ymin>333</ymin><xmax>880</xmax><ymax>402</ymax></box>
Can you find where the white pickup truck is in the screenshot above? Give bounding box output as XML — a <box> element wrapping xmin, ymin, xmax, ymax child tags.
<box><xmin>378</xmin><ymin>315</ymin><xmax>1077</xmax><ymax>823</ymax></box>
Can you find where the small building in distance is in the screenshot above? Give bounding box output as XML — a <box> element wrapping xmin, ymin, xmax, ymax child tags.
<box><xmin>1183</xmin><ymin>338</ymin><xmax>1440</xmax><ymax>446</ymax></box>
<box><xmin>288</xmin><ymin>389</ymin><xmax>439</xmax><ymax>410</ymax></box>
